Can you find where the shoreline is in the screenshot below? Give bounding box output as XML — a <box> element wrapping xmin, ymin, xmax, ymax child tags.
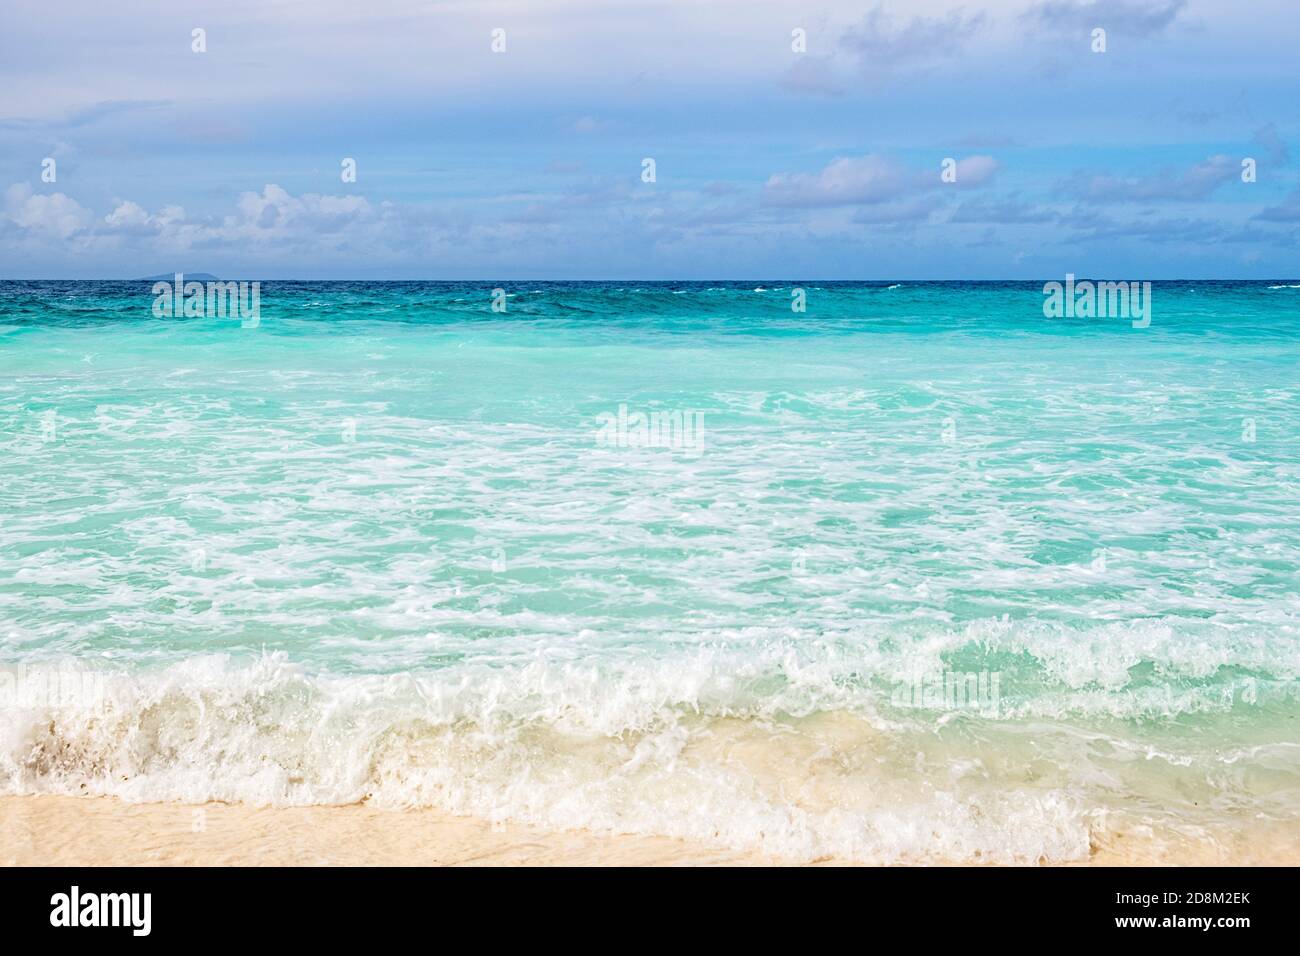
<box><xmin>4</xmin><ymin>794</ymin><xmax>1297</xmax><ymax>866</ymax></box>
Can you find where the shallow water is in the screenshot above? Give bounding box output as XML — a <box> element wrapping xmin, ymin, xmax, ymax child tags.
<box><xmin>2</xmin><ymin>280</ymin><xmax>1298</xmax><ymax>862</ymax></box>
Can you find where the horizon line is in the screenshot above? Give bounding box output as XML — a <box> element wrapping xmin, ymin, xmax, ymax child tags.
<box><xmin>4</xmin><ymin>277</ymin><xmax>1300</xmax><ymax>284</ymax></box>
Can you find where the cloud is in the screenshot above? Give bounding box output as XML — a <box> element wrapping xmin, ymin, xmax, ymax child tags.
<box><xmin>1252</xmin><ymin>124</ymin><xmax>1290</xmax><ymax>167</ymax></box>
<box><xmin>949</xmin><ymin>197</ymin><xmax>1058</xmax><ymax>223</ymax></box>
<box><xmin>1057</xmin><ymin>155</ymin><xmax>1239</xmax><ymax>202</ymax></box>
<box><xmin>230</xmin><ymin>184</ymin><xmax>373</xmax><ymax>237</ymax></box>
<box><xmin>1</xmin><ymin>182</ymin><xmax>396</xmax><ymax>262</ymax></box>
<box><xmin>780</xmin><ymin>5</ymin><xmax>986</xmax><ymax>96</ymax></box>
<box><xmin>951</xmin><ymin>156</ymin><xmax>1001</xmax><ymax>186</ymax></box>
<box><xmin>764</xmin><ymin>154</ymin><xmax>999</xmax><ymax>207</ymax></box>
<box><xmin>101</xmin><ymin>199</ymin><xmax>189</xmax><ymax>239</ymax></box>
<box><xmin>1025</xmin><ymin>0</ymin><xmax>1188</xmax><ymax>37</ymax></box>
<box><xmin>851</xmin><ymin>197</ymin><xmax>942</xmax><ymax>224</ymax></box>
<box><xmin>1056</xmin><ymin>208</ymin><xmax>1291</xmax><ymax>247</ymax></box>
<box><xmin>1059</xmin><ymin>210</ymin><xmax>1224</xmax><ymax>242</ymax></box>
<box><xmin>764</xmin><ymin>155</ymin><xmax>907</xmax><ymax>206</ymax></box>
<box><xmin>780</xmin><ymin>56</ymin><xmax>847</xmax><ymax>96</ymax></box>
<box><xmin>3</xmin><ymin>183</ymin><xmax>92</xmax><ymax>238</ymax></box>
<box><xmin>840</xmin><ymin>6</ymin><xmax>987</xmax><ymax>69</ymax></box>
<box><xmin>1254</xmin><ymin>188</ymin><xmax>1300</xmax><ymax>223</ymax></box>
<box><xmin>570</xmin><ymin>116</ymin><xmax>608</xmax><ymax>134</ymax></box>
<box><xmin>4</xmin><ymin>178</ymin><xmax>718</xmax><ymax>273</ymax></box>
<box><xmin>103</xmin><ymin>200</ymin><xmax>156</xmax><ymax>232</ymax></box>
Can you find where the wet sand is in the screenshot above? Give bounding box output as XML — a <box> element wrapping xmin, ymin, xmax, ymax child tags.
<box><xmin>3</xmin><ymin>794</ymin><xmax>1295</xmax><ymax>866</ymax></box>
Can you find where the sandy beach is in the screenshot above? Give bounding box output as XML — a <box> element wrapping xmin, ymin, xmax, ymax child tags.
<box><xmin>3</xmin><ymin>794</ymin><xmax>1296</xmax><ymax>867</ymax></box>
<box><xmin>0</xmin><ymin>794</ymin><xmax>771</xmax><ymax>867</ymax></box>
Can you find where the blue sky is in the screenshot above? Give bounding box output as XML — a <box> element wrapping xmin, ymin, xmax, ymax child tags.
<box><xmin>1</xmin><ymin>0</ymin><xmax>1298</xmax><ymax>278</ymax></box>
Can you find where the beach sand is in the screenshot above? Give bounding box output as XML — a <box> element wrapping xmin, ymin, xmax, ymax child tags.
<box><xmin>3</xmin><ymin>794</ymin><xmax>1296</xmax><ymax>866</ymax></box>
<box><xmin>0</xmin><ymin>794</ymin><xmax>769</xmax><ymax>866</ymax></box>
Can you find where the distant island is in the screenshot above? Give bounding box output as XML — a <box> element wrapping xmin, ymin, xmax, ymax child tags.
<box><xmin>140</xmin><ymin>273</ymin><xmax>221</xmax><ymax>282</ymax></box>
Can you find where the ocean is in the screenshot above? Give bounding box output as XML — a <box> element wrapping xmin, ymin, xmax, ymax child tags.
<box><xmin>2</xmin><ymin>279</ymin><xmax>1297</xmax><ymax>863</ymax></box>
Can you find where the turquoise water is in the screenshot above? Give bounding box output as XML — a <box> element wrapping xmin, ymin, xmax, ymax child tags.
<box><xmin>2</xmin><ymin>280</ymin><xmax>1298</xmax><ymax>862</ymax></box>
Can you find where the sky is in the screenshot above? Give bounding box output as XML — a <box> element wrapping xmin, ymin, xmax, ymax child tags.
<box><xmin>1</xmin><ymin>0</ymin><xmax>1298</xmax><ymax>279</ymax></box>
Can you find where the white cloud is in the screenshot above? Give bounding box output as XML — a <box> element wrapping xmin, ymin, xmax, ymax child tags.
<box><xmin>1060</xmin><ymin>155</ymin><xmax>1239</xmax><ymax>202</ymax></box>
<box><xmin>764</xmin><ymin>155</ymin><xmax>908</xmax><ymax>206</ymax></box>
<box><xmin>782</xmin><ymin>5</ymin><xmax>988</xmax><ymax>96</ymax></box>
<box><xmin>2</xmin><ymin>182</ymin><xmax>388</xmax><ymax>261</ymax></box>
<box><xmin>1255</xmin><ymin>188</ymin><xmax>1300</xmax><ymax>223</ymax></box>
<box><xmin>1025</xmin><ymin>0</ymin><xmax>1187</xmax><ymax>37</ymax></box>
<box><xmin>103</xmin><ymin>200</ymin><xmax>155</xmax><ymax>231</ymax></box>
<box><xmin>228</xmin><ymin>184</ymin><xmax>373</xmax><ymax>237</ymax></box>
<box><xmin>4</xmin><ymin>183</ymin><xmax>92</xmax><ymax>238</ymax></box>
<box><xmin>764</xmin><ymin>154</ymin><xmax>999</xmax><ymax>207</ymax></box>
<box><xmin>954</xmin><ymin>155</ymin><xmax>1001</xmax><ymax>187</ymax></box>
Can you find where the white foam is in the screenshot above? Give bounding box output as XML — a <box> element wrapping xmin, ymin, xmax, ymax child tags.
<box><xmin>1</xmin><ymin>645</ymin><xmax>1293</xmax><ymax>864</ymax></box>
